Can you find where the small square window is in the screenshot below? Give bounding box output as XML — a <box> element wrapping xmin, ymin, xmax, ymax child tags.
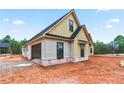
<box><xmin>69</xmin><ymin>20</ymin><xmax>73</xmax><ymax>32</ymax></box>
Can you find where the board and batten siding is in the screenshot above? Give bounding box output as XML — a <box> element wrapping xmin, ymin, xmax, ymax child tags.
<box><xmin>84</xmin><ymin>43</ymin><xmax>90</xmax><ymax>57</ymax></box>
<box><xmin>72</xmin><ymin>39</ymin><xmax>90</xmax><ymax>58</ymax></box>
<box><xmin>78</xmin><ymin>28</ymin><xmax>88</xmax><ymax>41</ymax></box>
<box><xmin>42</xmin><ymin>38</ymin><xmax>71</xmax><ymax>60</ymax></box>
<box><xmin>48</xmin><ymin>13</ymin><xmax>79</xmax><ymax>38</ymax></box>
<box><xmin>72</xmin><ymin>27</ymin><xmax>90</xmax><ymax>58</ymax></box>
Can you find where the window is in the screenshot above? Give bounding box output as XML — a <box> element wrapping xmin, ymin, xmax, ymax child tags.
<box><xmin>90</xmin><ymin>48</ymin><xmax>92</xmax><ymax>54</ymax></box>
<box><xmin>69</xmin><ymin>20</ymin><xmax>73</xmax><ymax>32</ymax></box>
<box><xmin>80</xmin><ymin>44</ymin><xmax>85</xmax><ymax>57</ymax></box>
<box><xmin>57</xmin><ymin>42</ymin><xmax>64</xmax><ymax>59</ymax></box>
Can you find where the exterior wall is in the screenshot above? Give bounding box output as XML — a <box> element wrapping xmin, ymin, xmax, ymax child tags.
<box><xmin>73</xmin><ymin>38</ymin><xmax>79</xmax><ymax>58</ymax></box>
<box><xmin>72</xmin><ymin>27</ymin><xmax>91</xmax><ymax>58</ymax></box>
<box><xmin>27</xmin><ymin>45</ymin><xmax>31</xmax><ymax>59</ymax></box>
<box><xmin>22</xmin><ymin>37</ymin><xmax>43</xmax><ymax>60</ymax></box>
<box><xmin>22</xmin><ymin>38</ymin><xmax>72</xmax><ymax>60</ymax></box>
<box><xmin>70</xmin><ymin>42</ymin><xmax>74</xmax><ymax>58</ymax></box>
<box><xmin>42</xmin><ymin>39</ymin><xmax>56</xmax><ymax>59</ymax></box>
<box><xmin>22</xmin><ymin>45</ymin><xmax>32</xmax><ymax>59</ymax></box>
<box><xmin>42</xmin><ymin>38</ymin><xmax>71</xmax><ymax>60</ymax></box>
<box><xmin>72</xmin><ymin>39</ymin><xmax>90</xmax><ymax>58</ymax></box>
<box><xmin>85</xmin><ymin>43</ymin><xmax>90</xmax><ymax>57</ymax></box>
<box><xmin>22</xmin><ymin>37</ymin><xmax>93</xmax><ymax>62</ymax></box>
<box><xmin>77</xmin><ymin>28</ymin><xmax>88</xmax><ymax>41</ymax></box>
<box><xmin>48</xmin><ymin>13</ymin><xmax>79</xmax><ymax>38</ymax></box>
<box><xmin>22</xmin><ymin>47</ymin><xmax>26</xmax><ymax>57</ymax></box>
<box><xmin>64</xmin><ymin>41</ymin><xmax>71</xmax><ymax>58</ymax></box>
<box><xmin>30</xmin><ymin>38</ymin><xmax>90</xmax><ymax>66</ymax></box>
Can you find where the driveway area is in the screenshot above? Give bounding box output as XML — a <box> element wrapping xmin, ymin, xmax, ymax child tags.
<box><xmin>0</xmin><ymin>55</ymin><xmax>124</xmax><ymax>84</ymax></box>
<box><xmin>0</xmin><ymin>54</ymin><xmax>27</xmax><ymax>62</ymax></box>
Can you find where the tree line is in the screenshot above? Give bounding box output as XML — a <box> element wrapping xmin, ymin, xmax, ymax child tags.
<box><xmin>0</xmin><ymin>35</ymin><xmax>27</xmax><ymax>54</ymax></box>
<box><xmin>0</xmin><ymin>35</ymin><xmax>124</xmax><ymax>54</ymax></box>
<box><xmin>94</xmin><ymin>35</ymin><xmax>124</xmax><ymax>54</ymax></box>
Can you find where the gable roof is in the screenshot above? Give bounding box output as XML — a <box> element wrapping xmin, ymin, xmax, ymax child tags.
<box><xmin>26</xmin><ymin>9</ymin><xmax>80</xmax><ymax>45</ymax></box>
<box><xmin>46</xmin><ymin>25</ymin><xmax>93</xmax><ymax>44</ymax></box>
<box><xmin>88</xmin><ymin>33</ymin><xmax>93</xmax><ymax>43</ymax></box>
<box><xmin>0</xmin><ymin>42</ymin><xmax>11</xmax><ymax>47</ymax></box>
<box><xmin>82</xmin><ymin>25</ymin><xmax>92</xmax><ymax>42</ymax></box>
<box><xmin>70</xmin><ymin>25</ymin><xmax>84</xmax><ymax>39</ymax></box>
<box><xmin>70</xmin><ymin>25</ymin><xmax>92</xmax><ymax>43</ymax></box>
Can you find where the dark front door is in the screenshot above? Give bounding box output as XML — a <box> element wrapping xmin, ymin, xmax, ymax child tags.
<box><xmin>31</xmin><ymin>43</ymin><xmax>41</xmax><ymax>59</ymax></box>
<box><xmin>80</xmin><ymin>44</ymin><xmax>85</xmax><ymax>57</ymax></box>
<box><xmin>57</xmin><ymin>42</ymin><xmax>64</xmax><ymax>59</ymax></box>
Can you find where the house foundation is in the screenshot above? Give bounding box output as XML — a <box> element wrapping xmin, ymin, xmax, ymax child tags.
<box><xmin>32</xmin><ymin>57</ymin><xmax>88</xmax><ymax>66</ymax></box>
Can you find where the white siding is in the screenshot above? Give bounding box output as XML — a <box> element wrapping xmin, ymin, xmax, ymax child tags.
<box><xmin>22</xmin><ymin>47</ymin><xmax>25</xmax><ymax>57</ymax></box>
<box><xmin>42</xmin><ymin>38</ymin><xmax>71</xmax><ymax>60</ymax></box>
<box><xmin>42</xmin><ymin>39</ymin><xmax>56</xmax><ymax>59</ymax></box>
<box><xmin>27</xmin><ymin>45</ymin><xmax>31</xmax><ymax>59</ymax></box>
<box><xmin>41</xmin><ymin>41</ymin><xmax>45</xmax><ymax>59</ymax></box>
<box><xmin>22</xmin><ymin>46</ymin><xmax>31</xmax><ymax>59</ymax></box>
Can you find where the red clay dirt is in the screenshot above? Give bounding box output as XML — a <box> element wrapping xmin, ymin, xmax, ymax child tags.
<box><xmin>0</xmin><ymin>54</ymin><xmax>27</xmax><ymax>62</ymax></box>
<box><xmin>0</xmin><ymin>56</ymin><xmax>124</xmax><ymax>84</ymax></box>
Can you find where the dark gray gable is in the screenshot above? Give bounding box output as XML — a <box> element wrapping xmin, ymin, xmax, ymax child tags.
<box><xmin>70</xmin><ymin>25</ymin><xmax>84</xmax><ymax>39</ymax></box>
<box><xmin>45</xmin><ymin>25</ymin><xmax>92</xmax><ymax>42</ymax></box>
<box><xmin>45</xmin><ymin>25</ymin><xmax>84</xmax><ymax>40</ymax></box>
<box><xmin>70</xmin><ymin>25</ymin><xmax>93</xmax><ymax>43</ymax></box>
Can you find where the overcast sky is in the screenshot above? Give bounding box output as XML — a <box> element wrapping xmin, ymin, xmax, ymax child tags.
<box><xmin>0</xmin><ymin>9</ymin><xmax>124</xmax><ymax>43</ymax></box>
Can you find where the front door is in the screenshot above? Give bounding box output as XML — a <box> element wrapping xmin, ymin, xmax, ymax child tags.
<box><xmin>31</xmin><ymin>43</ymin><xmax>41</xmax><ymax>59</ymax></box>
<box><xmin>80</xmin><ymin>44</ymin><xmax>85</xmax><ymax>57</ymax></box>
<box><xmin>57</xmin><ymin>42</ymin><xmax>64</xmax><ymax>59</ymax></box>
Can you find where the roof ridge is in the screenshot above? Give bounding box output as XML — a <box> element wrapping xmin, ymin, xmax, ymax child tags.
<box><xmin>26</xmin><ymin>9</ymin><xmax>74</xmax><ymax>44</ymax></box>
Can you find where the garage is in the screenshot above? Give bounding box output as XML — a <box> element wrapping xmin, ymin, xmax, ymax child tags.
<box><xmin>31</xmin><ymin>43</ymin><xmax>41</xmax><ymax>59</ymax></box>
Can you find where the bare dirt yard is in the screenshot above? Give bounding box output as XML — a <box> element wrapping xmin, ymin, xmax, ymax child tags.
<box><xmin>0</xmin><ymin>54</ymin><xmax>27</xmax><ymax>62</ymax></box>
<box><xmin>0</xmin><ymin>55</ymin><xmax>124</xmax><ymax>84</ymax></box>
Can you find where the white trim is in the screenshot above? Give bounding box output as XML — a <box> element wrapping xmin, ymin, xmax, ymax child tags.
<box><xmin>44</xmin><ymin>36</ymin><xmax>73</xmax><ymax>41</ymax></box>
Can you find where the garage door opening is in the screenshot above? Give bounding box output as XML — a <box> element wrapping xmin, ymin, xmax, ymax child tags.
<box><xmin>31</xmin><ymin>43</ymin><xmax>41</xmax><ymax>59</ymax></box>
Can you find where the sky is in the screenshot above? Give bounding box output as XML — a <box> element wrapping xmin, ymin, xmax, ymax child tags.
<box><xmin>0</xmin><ymin>9</ymin><xmax>124</xmax><ymax>43</ymax></box>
